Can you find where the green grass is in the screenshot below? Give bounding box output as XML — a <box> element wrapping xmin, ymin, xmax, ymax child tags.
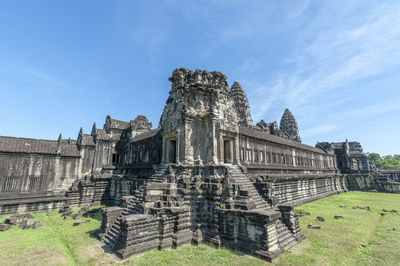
<box><xmin>0</xmin><ymin>191</ymin><xmax>399</xmax><ymax>265</ymax></box>
<box><xmin>0</xmin><ymin>206</ymin><xmax>109</xmax><ymax>266</ymax></box>
<box><xmin>276</xmin><ymin>191</ymin><xmax>400</xmax><ymax>266</ymax></box>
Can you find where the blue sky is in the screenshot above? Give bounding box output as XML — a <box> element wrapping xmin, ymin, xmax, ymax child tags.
<box><xmin>1</xmin><ymin>0</ymin><xmax>399</xmax><ymax>155</ymax></box>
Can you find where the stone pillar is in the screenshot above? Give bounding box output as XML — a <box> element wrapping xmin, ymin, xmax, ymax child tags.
<box><xmin>184</xmin><ymin>118</ymin><xmax>194</xmax><ymax>164</ymax></box>
<box><xmin>176</xmin><ymin>130</ymin><xmax>180</xmax><ymax>164</ymax></box>
<box><xmin>162</xmin><ymin>137</ymin><xmax>167</xmax><ymax>164</ymax></box>
<box><xmin>219</xmin><ymin>133</ymin><xmax>224</xmax><ymax>164</ymax></box>
<box><xmin>229</xmin><ymin>139</ymin><xmax>234</xmax><ymax>164</ymax></box>
<box><xmin>234</xmin><ymin>136</ymin><xmax>239</xmax><ymax>165</ymax></box>
<box><xmin>357</xmin><ymin>159</ymin><xmax>362</xmax><ymax>170</ymax></box>
<box><xmin>212</xmin><ymin>119</ymin><xmax>218</xmax><ymax>164</ymax></box>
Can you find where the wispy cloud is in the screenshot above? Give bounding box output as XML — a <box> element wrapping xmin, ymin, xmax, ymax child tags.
<box><xmin>334</xmin><ymin>99</ymin><xmax>400</xmax><ymax>122</ymax></box>
<box><xmin>25</xmin><ymin>68</ymin><xmax>71</xmax><ymax>89</ymax></box>
<box><xmin>302</xmin><ymin>124</ymin><xmax>339</xmax><ymax>138</ymax></box>
<box><xmin>249</xmin><ymin>1</ymin><xmax>400</xmax><ymax>129</ymax></box>
<box><xmin>286</xmin><ymin>0</ymin><xmax>311</xmax><ymax>20</ymax></box>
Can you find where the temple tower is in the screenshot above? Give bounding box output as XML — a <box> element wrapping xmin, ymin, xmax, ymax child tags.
<box><xmin>159</xmin><ymin>68</ymin><xmax>240</xmax><ymax>165</ymax></box>
<box><xmin>280</xmin><ymin>108</ymin><xmax>301</xmax><ymax>142</ymax></box>
<box><xmin>230</xmin><ymin>81</ymin><xmax>253</xmax><ymax>127</ymax></box>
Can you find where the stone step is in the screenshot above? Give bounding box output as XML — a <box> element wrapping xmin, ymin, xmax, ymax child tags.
<box><xmin>279</xmin><ymin>235</ymin><xmax>297</xmax><ymax>250</ymax></box>
<box><xmin>110</xmin><ymin>226</ymin><xmax>120</xmax><ymax>236</ymax></box>
<box><xmin>106</xmin><ymin>229</ymin><xmax>119</xmax><ymax>239</ymax></box>
<box><xmin>104</xmin><ymin>234</ymin><xmax>118</xmax><ymax>247</ymax></box>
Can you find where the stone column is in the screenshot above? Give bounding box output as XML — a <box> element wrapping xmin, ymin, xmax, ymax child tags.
<box><xmin>162</xmin><ymin>137</ymin><xmax>167</xmax><ymax>164</ymax></box>
<box><xmin>184</xmin><ymin>118</ymin><xmax>194</xmax><ymax>164</ymax></box>
<box><xmin>176</xmin><ymin>130</ymin><xmax>181</xmax><ymax>164</ymax></box>
<box><xmin>219</xmin><ymin>133</ymin><xmax>224</xmax><ymax>164</ymax></box>
<box><xmin>229</xmin><ymin>139</ymin><xmax>234</xmax><ymax>164</ymax></box>
<box><xmin>211</xmin><ymin>119</ymin><xmax>218</xmax><ymax>164</ymax></box>
<box><xmin>234</xmin><ymin>136</ymin><xmax>239</xmax><ymax>165</ymax></box>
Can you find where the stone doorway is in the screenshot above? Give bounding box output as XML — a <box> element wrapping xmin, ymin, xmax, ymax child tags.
<box><xmin>168</xmin><ymin>139</ymin><xmax>177</xmax><ymax>163</ymax></box>
<box><xmin>224</xmin><ymin>139</ymin><xmax>233</xmax><ymax>164</ymax></box>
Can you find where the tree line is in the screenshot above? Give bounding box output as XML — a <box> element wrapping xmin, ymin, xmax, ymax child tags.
<box><xmin>367</xmin><ymin>153</ymin><xmax>400</xmax><ymax>170</ymax></box>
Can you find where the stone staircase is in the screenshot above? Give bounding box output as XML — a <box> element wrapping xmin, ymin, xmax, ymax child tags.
<box><xmin>121</xmin><ymin>184</ymin><xmax>146</xmax><ymax>215</ymax></box>
<box><xmin>102</xmin><ymin>164</ymin><xmax>175</xmax><ymax>250</ymax></box>
<box><xmin>276</xmin><ymin>219</ymin><xmax>297</xmax><ymax>251</ymax></box>
<box><xmin>103</xmin><ymin>217</ymin><xmax>122</xmax><ymax>249</ymax></box>
<box><xmin>227</xmin><ymin>165</ymin><xmax>271</xmax><ymax>210</ymax></box>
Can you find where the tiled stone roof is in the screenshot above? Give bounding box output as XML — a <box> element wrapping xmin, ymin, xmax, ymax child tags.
<box><xmin>0</xmin><ymin>136</ymin><xmax>79</xmax><ymax>157</ymax></box>
<box><xmin>239</xmin><ymin>127</ymin><xmax>326</xmax><ymax>154</ymax></box>
<box><xmin>81</xmin><ymin>134</ymin><xmax>95</xmax><ymax>146</ymax></box>
<box><xmin>132</xmin><ymin>128</ymin><xmax>161</xmax><ymax>142</ymax></box>
<box><xmin>109</xmin><ymin>118</ymin><xmax>130</xmax><ymax>130</ymax></box>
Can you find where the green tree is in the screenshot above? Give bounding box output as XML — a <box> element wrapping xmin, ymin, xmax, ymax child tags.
<box><xmin>367</xmin><ymin>152</ymin><xmax>400</xmax><ymax>170</ymax></box>
<box><xmin>367</xmin><ymin>153</ymin><xmax>383</xmax><ymax>169</ymax></box>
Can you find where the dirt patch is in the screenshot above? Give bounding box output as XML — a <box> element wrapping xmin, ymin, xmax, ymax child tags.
<box><xmin>76</xmin><ymin>242</ymin><xmax>106</xmax><ymax>262</ymax></box>
<box><xmin>2</xmin><ymin>248</ymin><xmax>68</xmax><ymax>266</ymax></box>
<box><xmin>290</xmin><ymin>241</ymin><xmax>312</xmax><ymax>255</ymax></box>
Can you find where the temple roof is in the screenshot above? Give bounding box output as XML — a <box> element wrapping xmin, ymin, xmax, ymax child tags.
<box><xmin>0</xmin><ymin>136</ymin><xmax>80</xmax><ymax>157</ymax></box>
<box><xmin>105</xmin><ymin>115</ymin><xmax>130</xmax><ymax>131</ymax></box>
<box><xmin>94</xmin><ymin>128</ymin><xmax>110</xmax><ymax>140</ymax></box>
<box><xmin>240</xmin><ymin>127</ymin><xmax>326</xmax><ymax>154</ymax></box>
<box><xmin>132</xmin><ymin>128</ymin><xmax>161</xmax><ymax>142</ymax></box>
<box><xmin>81</xmin><ymin>134</ymin><xmax>95</xmax><ymax>146</ymax></box>
<box><xmin>109</xmin><ymin>119</ymin><xmax>130</xmax><ymax>130</ymax></box>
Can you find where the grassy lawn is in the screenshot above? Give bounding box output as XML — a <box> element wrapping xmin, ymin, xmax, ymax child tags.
<box><xmin>0</xmin><ymin>191</ymin><xmax>399</xmax><ymax>265</ymax></box>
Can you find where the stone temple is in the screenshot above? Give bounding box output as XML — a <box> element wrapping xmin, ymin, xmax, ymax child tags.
<box><xmin>0</xmin><ymin>68</ymin><xmax>399</xmax><ymax>261</ymax></box>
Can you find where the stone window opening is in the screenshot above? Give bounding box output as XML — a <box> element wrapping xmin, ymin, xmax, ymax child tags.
<box><xmin>152</xmin><ymin>149</ymin><xmax>157</xmax><ymax>160</ymax></box>
<box><xmin>112</xmin><ymin>153</ymin><xmax>120</xmax><ymax>164</ymax></box>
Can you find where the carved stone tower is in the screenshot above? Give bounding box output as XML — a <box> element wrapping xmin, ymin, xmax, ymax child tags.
<box><xmin>280</xmin><ymin>108</ymin><xmax>301</xmax><ymax>142</ymax></box>
<box><xmin>230</xmin><ymin>81</ymin><xmax>253</xmax><ymax>127</ymax></box>
<box><xmin>159</xmin><ymin>68</ymin><xmax>240</xmax><ymax>165</ymax></box>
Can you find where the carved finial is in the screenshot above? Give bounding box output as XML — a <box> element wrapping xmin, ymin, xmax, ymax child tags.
<box><xmin>344</xmin><ymin>138</ymin><xmax>350</xmax><ymax>154</ymax></box>
<box><xmin>56</xmin><ymin>133</ymin><xmax>62</xmax><ymax>154</ymax></box>
<box><xmin>91</xmin><ymin>122</ymin><xmax>97</xmax><ymax>135</ymax></box>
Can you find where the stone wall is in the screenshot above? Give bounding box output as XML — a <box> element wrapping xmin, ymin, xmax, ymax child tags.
<box><xmin>346</xmin><ymin>172</ymin><xmax>400</xmax><ymax>193</ymax></box>
<box><xmin>379</xmin><ymin>170</ymin><xmax>400</xmax><ymax>182</ymax></box>
<box><xmin>0</xmin><ymin>152</ymin><xmax>79</xmax><ymax>194</ymax></box>
<box><xmin>254</xmin><ymin>175</ymin><xmax>347</xmax><ymax>207</ymax></box>
<box><xmin>0</xmin><ymin>137</ymin><xmax>80</xmax><ymax>215</ymax></box>
<box><xmin>239</xmin><ymin>127</ymin><xmax>338</xmax><ymax>171</ymax></box>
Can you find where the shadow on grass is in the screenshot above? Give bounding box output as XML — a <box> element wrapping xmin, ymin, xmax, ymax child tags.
<box><xmin>86</xmin><ymin>228</ymin><xmax>116</xmax><ymax>257</ymax></box>
<box><xmin>82</xmin><ymin>208</ymin><xmax>103</xmax><ymax>222</ymax></box>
